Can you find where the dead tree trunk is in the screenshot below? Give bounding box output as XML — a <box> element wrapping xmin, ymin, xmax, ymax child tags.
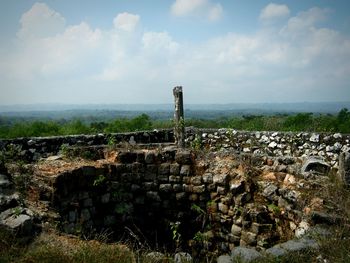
<box><xmin>173</xmin><ymin>86</ymin><xmax>185</xmax><ymax>148</ymax></box>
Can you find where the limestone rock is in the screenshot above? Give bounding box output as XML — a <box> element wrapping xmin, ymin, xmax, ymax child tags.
<box><xmin>338</xmin><ymin>151</ymin><xmax>350</xmax><ymax>185</ymax></box>
<box><xmin>175</xmin><ymin>151</ymin><xmax>192</xmax><ymax>164</ymax></box>
<box><xmin>0</xmin><ymin>207</ymin><xmax>36</xmax><ymax>237</ymax></box>
<box><xmin>217</xmin><ymin>255</ymin><xmax>231</xmax><ymax>263</ymax></box>
<box><xmin>174</xmin><ymin>252</ymin><xmax>192</xmax><ymax>263</ymax></box>
<box><xmin>301</xmin><ymin>157</ymin><xmax>330</xmax><ymax>175</ymax></box>
<box><xmin>231</xmin><ymin>247</ymin><xmax>262</xmax><ymax>262</ymax></box>
<box><xmin>265</xmin><ymin>246</ymin><xmax>287</xmax><ymax>257</ymax></box>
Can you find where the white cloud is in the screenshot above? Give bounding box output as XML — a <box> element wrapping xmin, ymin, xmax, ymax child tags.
<box><xmin>17</xmin><ymin>2</ymin><xmax>65</xmax><ymax>39</ymax></box>
<box><xmin>1</xmin><ymin>3</ymin><xmax>350</xmax><ymax>104</ymax></box>
<box><xmin>260</xmin><ymin>3</ymin><xmax>290</xmax><ymax>20</ymax></box>
<box><xmin>208</xmin><ymin>3</ymin><xmax>223</xmax><ymax>21</ymax></box>
<box><xmin>281</xmin><ymin>7</ymin><xmax>329</xmax><ymax>37</ymax></box>
<box><xmin>171</xmin><ymin>0</ymin><xmax>206</xmax><ymax>16</ymax></box>
<box><xmin>113</xmin><ymin>12</ymin><xmax>140</xmax><ymax>32</ymax></box>
<box><xmin>171</xmin><ymin>0</ymin><xmax>223</xmax><ymax>21</ymax></box>
<box><xmin>142</xmin><ymin>31</ymin><xmax>179</xmax><ymax>55</ymax></box>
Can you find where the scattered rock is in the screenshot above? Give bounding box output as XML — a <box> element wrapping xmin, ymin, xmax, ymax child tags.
<box><xmin>301</xmin><ymin>157</ymin><xmax>330</xmax><ymax>175</ymax></box>
<box><xmin>174</xmin><ymin>252</ymin><xmax>192</xmax><ymax>263</ymax></box>
<box><xmin>0</xmin><ymin>207</ymin><xmax>36</xmax><ymax>238</ymax></box>
<box><xmin>231</xmin><ymin>247</ymin><xmax>262</xmax><ymax>262</ymax></box>
<box><xmin>217</xmin><ymin>255</ymin><xmax>231</xmax><ymax>263</ymax></box>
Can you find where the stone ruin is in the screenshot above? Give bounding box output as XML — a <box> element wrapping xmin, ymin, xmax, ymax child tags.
<box><xmin>1</xmin><ymin>128</ymin><xmax>350</xmax><ymax>262</ymax></box>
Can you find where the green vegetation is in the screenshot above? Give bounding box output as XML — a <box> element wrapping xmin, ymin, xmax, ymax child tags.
<box><xmin>0</xmin><ymin>109</ymin><xmax>349</xmax><ymax>139</ymax></box>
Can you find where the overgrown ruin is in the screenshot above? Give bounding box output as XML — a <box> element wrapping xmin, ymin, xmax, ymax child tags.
<box><xmin>1</xmin><ymin>127</ymin><xmax>350</xmax><ymax>262</ymax></box>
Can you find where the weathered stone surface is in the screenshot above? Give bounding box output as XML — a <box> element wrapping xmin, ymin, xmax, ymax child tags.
<box><xmin>175</xmin><ymin>151</ymin><xmax>192</xmax><ymax>164</ymax></box>
<box><xmin>231</xmin><ymin>224</ymin><xmax>242</xmax><ymax>236</ymax></box>
<box><xmin>145</xmin><ymin>152</ymin><xmax>156</xmax><ymax>164</ymax></box>
<box><xmin>0</xmin><ymin>207</ymin><xmax>35</xmax><ymax>237</ymax></box>
<box><xmin>203</xmin><ymin>173</ymin><xmax>213</xmax><ymax>184</ymax></box>
<box><xmin>170</xmin><ymin>163</ymin><xmax>180</xmax><ymax>175</ymax></box>
<box><xmin>301</xmin><ymin>157</ymin><xmax>330</xmax><ymax>175</ymax></box>
<box><xmin>218</xmin><ymin>203</ymin><xmax>229</xmax><ymax>214</ymax></box>
<box><xmin>231</xmin><ymin>247</ymin><xmax>262</xmax><ymax>262</ymax></box>
<box><xmin>213</xmin><ymin>174</ymin><xmax>228</xmax><ymax>186</ymax></box>
<box><xmin>310</xmin><ymin>211</ymin><xmax>342</xmax><ymax>225</ymax></box>
<box><xmin>146</xmin><ymin>191</ymin><xmax>161</xmax><ymax>201</ymax></box>
<box><xmin>159</xmin><ymin>163</ymin><xmax>170</xmax><ymax>175</ymax></box>
<box><xmin>193</xmin><ymin>185</ymin><xmax>205</xmax><ymax>193</ymax></box>
<box><xmin>262</xmin><ymin>184</ymin><xmax>278</xmax><ymax>200</ymax></box>
<box><xmin>265</xmin><ymin>246</ymin><xmax>287</xmax><ymax>257</ymax></box>
<box><xmin>159</xmin><ymin>184</ymin><xmax>172</xmax><ymax>193</ymax></box>
<box><xmin>0</xmin><ymin>174</ymin><xmax>11</xmax><ymax>189</ymax></box>
<box><xmin>280</xmin><ymin>239</ymin><xmax>311</xmax><ymax>252</ymax></box>
<box><xmin>230</xmin><ymin>181</ymin><xmax>245</xmax><ymax>195</ymax></box>
<box><xmin>169</xmin><ymin>175</ymin><xmax>181</xmax><ymax>183</ymax></box>
<box><xmin>338</xmin><ymin>151</ymin><xmax>350</xmax><ymax>185</ymax></box>
<box><xmin>180</xmin><ymin>165</ymin><xmax>191</xmax><ymax>176</ymax></box>
<box><xmin>240</xmin><ymin>231</ymin><xmax>257</xmax><ymax>246</ymax></box>
<box><xmin>217</xmin><ymin>255</ymin><xmax>231</xmax><ymax>263</ymax></box>
<box><xmin>118</xmin><ymin>152</ymin><xmax>137</xmax><ymax>163</ymax></box>
<box><xmin>174</xmin><ymin>252</ymin><xmax>192</xmax><ymax>263</ymax></box>
<box><xmin>191</xmin><ymin>176</ymin><xmax>202</xmax><ymax>186</ymax></box>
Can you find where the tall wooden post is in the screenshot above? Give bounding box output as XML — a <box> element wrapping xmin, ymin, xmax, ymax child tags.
<box><xmin>173</xmin><ymin>86</ymin><xmax>185</xmax><ymax>148</ymax></box>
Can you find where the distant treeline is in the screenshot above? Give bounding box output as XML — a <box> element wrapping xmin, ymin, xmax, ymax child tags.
<box><xmin>0</xmin><ymin>109</ymin><xmax>349</xmax><ymax>139</ymax></box>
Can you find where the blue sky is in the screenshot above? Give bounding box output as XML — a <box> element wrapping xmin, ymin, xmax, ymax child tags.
<box><xmin>0</xmin><ymin>0</ymin><xmax>350</xmax><ymax>105</ymax></box>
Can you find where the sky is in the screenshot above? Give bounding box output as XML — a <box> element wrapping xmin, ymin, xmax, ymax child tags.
<box><xmin>0</xmin><ymin>0</ymin><xmax>350</xmax><ymax>105</ymax></box>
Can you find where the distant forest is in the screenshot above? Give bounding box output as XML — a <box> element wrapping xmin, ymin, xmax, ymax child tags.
<box><xmin>0</xmin><ymin>108</ymin><xmax>349</xmax><ymax>139</ymax></box>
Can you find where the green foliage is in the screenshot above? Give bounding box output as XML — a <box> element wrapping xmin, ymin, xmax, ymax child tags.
<box><xmin>191</xmin><ymin>204</ymin><xmax>206</xmax><ymax>215</ymax></box>
<box><xmin>105</xmin><ymin>114</ymin><xmax>152</xmax><ymax>133</ymax></box>
<box><xmin>337</xmin><ymin>108</ymin><xmax>350</xmax><ymax>133</ymax></box>
<box><xmin>169</xmin><ymin>221</ymin><xmax>181</xmax><ymax>249</ymax></box>
<box><xmin>193</xmin><ymin>231</ymin><xmax>206</xmax><ymax>242</ymax></box>
<box><xmin>1</xmin><ymin>109</ymin><xmax>350</xmax><ymax>139</ymax></box>
<box><xmin>107</xmin><ymin>136</ymin><xmax>117</xmax><ymax>150</ymax></box>
<box><xmin>12</xmin><ymin>207</ymin><xmax>22</xmax><ymax>217</ymax></box>
<box><xmin>190</xmin><ymin>134</ymin><xmax>203</xmax><ymax>150</ymax></box>
<box><xmin>267</xmin><ymin>203</ymin><xmax>281</xmax><ymax>215</ymax></box>
<box><xmin>93</xmin><ymin>175</ymin><xmax>106</xmax><ymax>187</ymax></box>
<box><xmin>59</xmin><ymin>144</ymin><xmax>70</xmax><ymax>158</ymax></box>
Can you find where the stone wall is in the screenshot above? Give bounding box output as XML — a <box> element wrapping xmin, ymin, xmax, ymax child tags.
<box><xmin>45</xmin><ymin>148</ymin><xmax>317</xmax><ymax>255</ymax></box>
<box><xmin>1</xmin><ymin>128</ymin><xmax>349</xmax><ymax>165</ymax></box>
<box><xmin>0</xmin><ymin>129</ymin><xmax>174</xmax><ymax>162</ymax></box>
<box><xmin>186</xmin><ymin>128</ymin><xmax>350</xmax><ymax>167</ymax></box>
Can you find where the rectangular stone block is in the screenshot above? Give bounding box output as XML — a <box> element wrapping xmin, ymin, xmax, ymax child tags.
<box><xmin>169</xmin><ymin>175</ymin><xmax>181</xmax><ymax>183</ymax></box>
<box><xmin>173</xmin><ymin>184</ymin><xmax>183</xmax><ymax>192</ymax></box>
<box><xmin>180</xmin><ymin>165</ymin><xmax>191</xmax><ymax>176</ymax></box>
<box><xmin>170</xmin><ymin>163</ymin><xmax>180</xmax><ymax>175</ymax></box>
<box><xmin>193</xmin><ymin>185</ymin><xmax>205</xmax><ymax>193</ymax></box>
<box><xmin>191</xmin><ymin>176</ymin><xmax>202</xmax><ymax>186</ymax></box>
<box><xmin>159</xmin><ymin>163</ymin><xmax>170</xmax><ymax>175</ymax></box>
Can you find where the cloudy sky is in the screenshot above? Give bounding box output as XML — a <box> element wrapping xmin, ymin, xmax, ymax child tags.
<box><xmin>0</xmin><ymin>0</ymin><xmax>350</xmax><ymax>105</ymax></box>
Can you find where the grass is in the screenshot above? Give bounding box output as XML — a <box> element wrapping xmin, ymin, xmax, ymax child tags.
<box><xmin>0</xmin><ymin>230</ymin><xmax>135</xmax><ymax>263</ymax></box>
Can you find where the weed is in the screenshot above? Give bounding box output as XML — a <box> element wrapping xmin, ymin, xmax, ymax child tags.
<box><xmin>107</xmin><ymin>136</ymin><xmax>117</xmax><ymax>150</ymax></box>
<box><xmin>59</xmin><ymin>144</ymin><xmax>71</xmax><ymax>158</ymax></box>
<box><xmin>191</xmin><ymin>204</ymin><xmax>205</xmax><ymax>215</ymax></box>
<box><xmin>12</xmin><ymin>207</ymin><xmax>22</xmax><ymax>217</ymax></box>
<box><xmin>190</xmin><ymin>134</ymin><xmax>203</xmax><ymax>151</ymax></box>
<box><xmin>193</xmin><ymin>231</ymin><xmax>206</xmax><ymax>242</ymax></box>
<box><xmin>267</xmin><ymin>203</ymin><xmax>281</xmax><ymax>215</ymax></box>
<box><xmin>93</xmin><ymin>175</ymin><xmax>106</xmax><ymax>187</ymax></box>
<box><xmin>170</xmin><ymin>221</ymin><xmax>181</xmax><ymax>250</ymax></box>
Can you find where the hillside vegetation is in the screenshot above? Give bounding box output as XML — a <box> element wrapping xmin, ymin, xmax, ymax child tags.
<box><xmin>0</xmin><ymin>108</ymin><xmax>349</xmax><ymax>139</ymax></box>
